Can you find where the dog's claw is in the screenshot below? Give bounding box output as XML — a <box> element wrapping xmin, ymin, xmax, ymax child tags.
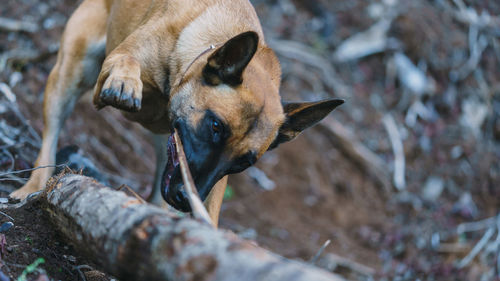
<box><xmin>99</xmin><ymin>78</ymin><xmax>142</xmax><ymax>112</ymax></box>
<box><xmin>100</xmin><ymin>88</ymin><xmax>118</xmax><ymax>104</ymax></box>
<box><xmin>133</xmin><ymin>98</ymin><xmax>141</xmax><ymax>111</ymax></box>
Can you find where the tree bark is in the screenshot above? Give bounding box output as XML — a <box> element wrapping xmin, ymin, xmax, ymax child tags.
<box><xmin>40</xmin><ymin>174</ymin><xmax>344</xmax><ymax>281</ymax></box>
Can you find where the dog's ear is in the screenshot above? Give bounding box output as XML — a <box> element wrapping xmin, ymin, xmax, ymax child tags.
<box><xmin>203</xmin><ymin>31</ymin><xmax>259</xmax><ymax>86</ymax></box>
<box><xmin>268</xmin><ymin>99</ymin><xmax>344</xmax><ymax>150</ymax></box>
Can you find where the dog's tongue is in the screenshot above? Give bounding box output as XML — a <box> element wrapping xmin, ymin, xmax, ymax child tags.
<box><xmin>163</xmin><ymin>134</ymin><xmax>179</xmax><ymax>193</ymax></box>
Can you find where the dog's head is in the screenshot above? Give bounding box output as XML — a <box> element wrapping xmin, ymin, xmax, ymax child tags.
<box><xmin>164</xmin><ymin>31</ymin><xmax>343</xmax><ymax>211</ymax></box>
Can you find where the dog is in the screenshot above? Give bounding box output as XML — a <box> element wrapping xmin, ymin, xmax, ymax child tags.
<box><xmin>10</xmin><ymin>0</ymin><xmax>343</xmax><ymax>226</ymax></box>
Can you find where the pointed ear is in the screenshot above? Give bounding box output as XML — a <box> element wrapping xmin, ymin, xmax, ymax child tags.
<box><xmin>203</xmin><ymin>31</ymin><xmax>259</xmax><ymax>86</ymax></box>
<box><xmin>268</xmin><ymin>99</ymin><xmax>344</xmax><ymax>150</ymax></box>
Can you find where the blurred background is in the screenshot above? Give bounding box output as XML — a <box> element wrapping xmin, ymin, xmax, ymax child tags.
<box><xmin>0</xmin><ymin>0</ymin><xmax>499</xmax><ymax>280</ymax></box>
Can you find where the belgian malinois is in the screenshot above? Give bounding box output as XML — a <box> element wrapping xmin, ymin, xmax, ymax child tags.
<box><xmin>11</xmin><ymin>0</ymin><xmax>343</xmax><ymax>225</ymax></box>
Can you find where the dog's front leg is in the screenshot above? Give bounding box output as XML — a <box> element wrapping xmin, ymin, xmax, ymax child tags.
<box><xmin>93</xmin><ymin>53</ymin><xmax>143</xmax><ymax>112</ymax></box>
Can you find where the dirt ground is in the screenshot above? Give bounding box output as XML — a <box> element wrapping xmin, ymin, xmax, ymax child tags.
<box><xmin>1</xmin><ymin>0</ymin><xmax>499</xmax><ymax>280</ymax></box>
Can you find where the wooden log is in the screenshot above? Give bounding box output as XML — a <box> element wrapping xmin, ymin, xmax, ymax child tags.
<box><xmin>40</xmin><ymin>174</ymin><xmax>345</xmax><ymax>281</ymax></box>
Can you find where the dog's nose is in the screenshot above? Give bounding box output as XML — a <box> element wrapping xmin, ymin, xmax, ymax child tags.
<box><xmin>166</xmin><ymin>187</ymin><xmax>192</xmax><ymax>212</ymax></box>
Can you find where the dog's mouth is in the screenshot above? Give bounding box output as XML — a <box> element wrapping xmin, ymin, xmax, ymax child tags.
<box><xmin>161</xmin><ymin>134</ymin><xmax>191</xmax><ymax>212</ymax></box>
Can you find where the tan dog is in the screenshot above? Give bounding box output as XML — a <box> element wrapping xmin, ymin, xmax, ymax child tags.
<box><xmin>10</xmin><ymin>0</ymin><xmax>343</xmax><ymax>225</ymax></box>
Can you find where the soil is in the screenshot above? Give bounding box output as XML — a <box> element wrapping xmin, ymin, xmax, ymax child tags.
<box><xmin>0</xmin><ymin>199</ymin><xmax>112</xmax><ymax>281</ymax></box>
<box><xmin>0</xmin><ymin>0</ymin><xmax>499</xmax><ymax>280</ymax></box>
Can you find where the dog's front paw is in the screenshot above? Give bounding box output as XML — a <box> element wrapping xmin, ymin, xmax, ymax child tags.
<box><xmin>94</xmin><ymin>55</ymin><xmax>143</xmax><ymax>112</ymax></box>
<box><xmin>98</xmin><ymin>76</ymin><xmax>143</xmax><ymax>112</ymax></box>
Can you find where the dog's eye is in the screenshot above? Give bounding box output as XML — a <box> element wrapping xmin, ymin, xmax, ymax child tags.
<box><xmin>209</xmin><ymin>117</ymin><xmax>224</xmax><ymax>143</ymax></box>
<box><xmin>211</xmin><ymin>119</ymin><xmax>221</xmax><ymax>134</ymax></box>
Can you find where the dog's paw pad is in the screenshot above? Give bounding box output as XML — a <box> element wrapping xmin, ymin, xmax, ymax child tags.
<box><xmin>99</xmin><ymin>77</ymin><xmax>142</xmax><ymax>112</ymax></box>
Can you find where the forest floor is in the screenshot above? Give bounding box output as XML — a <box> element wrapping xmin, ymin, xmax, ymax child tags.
<box><xmin>0</xmin><ymin>0</ymin><xmax>499</xmax><ymax>280</ymax></box>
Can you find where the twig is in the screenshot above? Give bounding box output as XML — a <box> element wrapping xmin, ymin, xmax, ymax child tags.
<box><xmin>496</xmin><ymin>216</ymin><xmax>500</xmax><ymax>277</ymax></box>
<box><xmin>0</xmin><ymin>191</ymin><xmax>42</xmax><ymax>210</ymax></box>
<box><xmin>0</xmin><ymin>17</ymin><xmax>38</xmax><ymax>33</ymax></box>
<box><xmin>450</xmin><ymin>26</ymin><xmax>488</xmax><ymax>81</ymax></box>
<box><xmin>268</xmin><ymin>39</ymin><xmax>351</xmax><ymax>98</ymax></box>
<box><xmin>104</xmin><ymin>173</ymin><xmax>141</xmax><ymax>190</ymax></box>
<box><xmin>74</xmin><ymin>268</ymin><xmax>87</xmax><ymax>281</ymax></box>
<box><xmin>457</xmin><ymin>227</ymin><xmax>495</xmax><ymax>268</ymax></box>
<box><xmin>437</xmin><ymin>242</ymin><xmax>470</xmax><ymax>253</ymax></box>
<box><xmin>0</xmin><ymin>175</ymin><xmax>27</xmax><ymax>184</ymax></box>
<box><xmin>332</xmin><ymin>19</ymin><xmax>393</xmax><ymax>62</ymax></box>
<box><xmin>0</xmin><ymin>164</ymin><xmax>67</xmax><ymax>178</ymax></box>
<box><xmin>116</xmin><ymin>184</ymin><xmax>146</xmax><ymax>204</ymax></box>
<box><xmin>317</xmin><ymin>117</ymin><xmax>392</xmax><ymax>193</ymax></box>
<box><xmin>0</xmin><ymin>83</ymin><xmax>42</xmax><ymax>144</ymax></box>
<box><xmin>318</xmin><ymin>253</ymin><xmax>376</xmax><ymax>277</ymax></box>
<box><xmin>1</xmin><ymin>149</ymin><xmax>15</xmax><ymax>172</ymax></box>
<box><xmin>173</xmin><ymin>129</ymin><xmax>214</xmax><ymax>227</ymax></box>
<box><xmin>457</xmin><ymin>216</ymin><xmax>497</xmax><ymax>233</ymax></box>
<box><xmin>72</xmin><ymin>265</ymin><xmax>93</xmax><ymax>281</ymax></box>
<box><xmin>0</xmin><ymin>45</ymin><xmax>59</xmax><ymax>72</ymax></box>
<box><xmin>74</xmin><ymin>265</ymin><xmax>93</xmax><ymax>271</ymax></box>
<box><xmin>493</xmin><ymin>38</ymin><xmax>500</xmax><ymax>63</ymax></box>
<box><xmin>450</xmin><ymin>0</ymin><xmax>499</xmax><ymax>28</ymax></box>
<box><xmin>0</xmin><ymin>143</ymin><xmax>25</xmax><ymax>150</ymax></box>
<box><xmin>3</xmin><ymin>262</ymin><xmax>28</xmax><ymax>268</ymax></box>
<box><xmin>310</xmin><ymin>240</ymin><xmax>331</xmax><ymax>265</ymax></box>
<box><xmin>0</xmin><ymin>185</ymin><xmax>15</xmax><ymax>193</ymax></box>
<box><xmin>382</xmin><ymin>114</ymin><xmax>406</xmax><ymax>191</ymax></box>
<box><xmin>0</xmin><ymin>211</ymin><xmax>14</xmax><ymax>221</ymax></box>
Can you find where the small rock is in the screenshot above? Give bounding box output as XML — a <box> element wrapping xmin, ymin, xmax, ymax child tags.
<box><xmin>63</xmin><ymin>254</ymin><xmax>76</xmax><ymax>263</ymax></box>
<box><xmin>9</xmin><ymin>72</ymin><xmax>22</xmax><ymax>87</ymax></box>
<box><xmin>460</xmin><ymin>98</ymin><xmax>488</xmax><ymax>137</ymax></box>
<box><xmin>238</xmin><ymin>228</ymin><xmax>257</xmax><ymax>240</ymax></box>
<box><xmin>0</xmin><ymin>222</ymin><xmax>13</xmax><ymax>233</ymax></box>
<box><xmin>270</xmin><ymin>227</ymin><xmax>289</xmax><ymax>240</ymax></box>
<box><xmin>333</xmin><ymin>20</ymin><xmax>391</xmax><ymax>62</ymax></box>
<box><xmin>247</xmin><ymin>167</ymin><xmax>275</xmax><ymax>191</ymax></box>
<box><xmin>304</xmin><ymin>195</ymin><xmax>318</xmax><ymax>206</ymax></box>
<box><xmin>453</xmin><ymin>192</ymin><xmax>478</xmax><ymax>219</ymax></box>
<box><xmin>367</xmin><ymin>3</ymin><xmax>385</xmax><ymax>19</ymax></box>
<box><xmin>431</xmin><ymin>232</ymin><xmax>440</xmax><ymax>249</ymax></box>
<box><xmin>394</xmin><ymin>52</ymin><xmax>435</xmax><ymax>95</ymax></box>
<box><xmin>0</xmin><ymin>198</ymin><xmax>8</xmax><ymax>204</ymax></box>
<box><xmin>450</xmin><ymin>146</ymin><xmax>463</xmax><ymax>159</ymax></box>
<box><xmin>0</xmin><ymin>83</ymin><xmax>16</xmax><ymax>103</ymax></box>
<box><xmin>422</xmin><ymin>176</ymin><xmax>444</xmax><ymax>201</ymax></box>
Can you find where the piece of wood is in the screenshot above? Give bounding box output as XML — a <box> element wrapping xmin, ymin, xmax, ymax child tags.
<box><xmin>173</xmin><ymin>129</ymin><xmax>214</xmax><ymax>226</ymax></box>
<box><xmin>318</xmin><ymin>116</ymin><xmax>392</xmax><ymax>193</ymax></box>
<box><xmin>37</xmin><ymin>174</ymin><xmax>345</xmax><ymax>281</ymax></box>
